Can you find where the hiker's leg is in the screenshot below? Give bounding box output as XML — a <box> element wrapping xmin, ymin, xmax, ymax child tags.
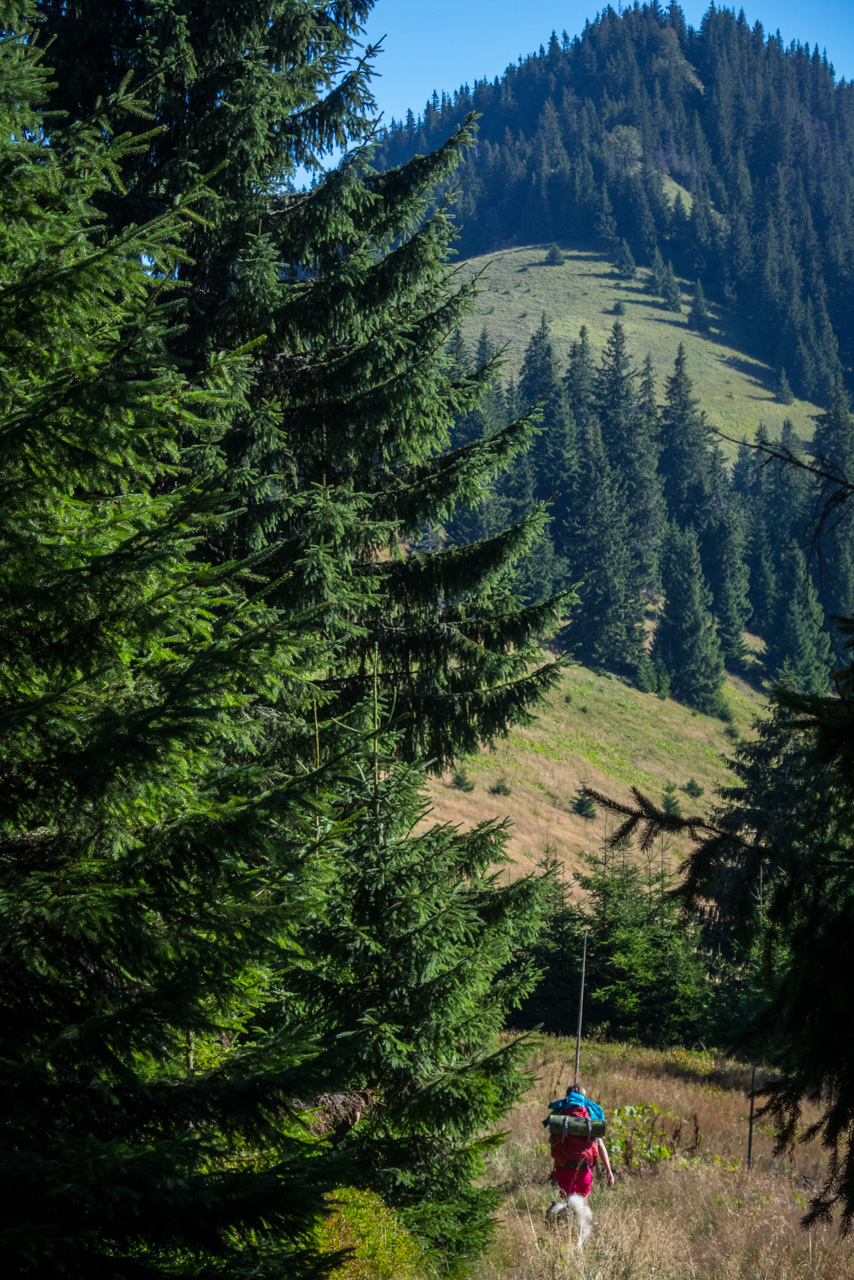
<box><xmin>546</xmin><ymin>1168</ymin><xmax>571</xmax><ymax>1226</ymax></box>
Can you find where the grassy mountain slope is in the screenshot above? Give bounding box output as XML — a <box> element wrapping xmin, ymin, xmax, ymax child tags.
<box><xmin>459</xmin><ymin>243</ymin><xmax>821</xmax><ymax>447</ymax></box>
<box><xmin>429</xmin><ymin>662</ymin><xmax>765</xmax><ymax>880</ymax></box>
<box><xmin>470</xmin><ymin>1036</ymin><xmax>851</xmax><ymax>1280</ymax></box>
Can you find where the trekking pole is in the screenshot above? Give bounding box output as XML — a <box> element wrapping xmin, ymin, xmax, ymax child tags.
<box><xmin>573</xmin><ymin>928</ymin><xmax>588</xmax><ymax>1088</ymax></box>
<box><xmin>747</xmin><ymin>1063</ymin><xmax>756</xmax><ymax>1170</ymax></box>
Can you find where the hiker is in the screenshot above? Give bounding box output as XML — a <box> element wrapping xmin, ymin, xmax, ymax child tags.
<box><xmin>545</xmin><ymin>1082</ymin><xmax>615</xmax><ymax>1246</ymax></box>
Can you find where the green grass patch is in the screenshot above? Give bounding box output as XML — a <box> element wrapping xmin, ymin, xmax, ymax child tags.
<box><xmin>460</xmin><ymin>243</ymin><xmax>821</xmax><ymax>450</ymax></box>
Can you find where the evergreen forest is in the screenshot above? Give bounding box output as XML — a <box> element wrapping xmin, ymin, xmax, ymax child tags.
<box><xmin>446</xmin><ymin>315</ymin><xmax>854</xmax><ymax>706</ymax></box>
<box><xmin>378</xmin><ymin>2</ymin><xmax>854</xmax><ymax>406</ymax></box>
<box><xmin>3</xmin><ymin>1</ymin><xmax>854</xmax><ymax>1275</ymax></box>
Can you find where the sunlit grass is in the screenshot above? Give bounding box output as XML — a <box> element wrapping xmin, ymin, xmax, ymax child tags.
<box><xmin>459</xmin><ymin>243</ymin><xmax>821</xmax><ymax>450</ymax></box>
<box><xmin>428</xmin><ymin>662</ymin><xmax>765</xmax><ymax>881</ymax></box>
<box><xmin>470</xmin><ymin>1036</ymin><xmax>852</xmax><ymax>1280</ymax></box>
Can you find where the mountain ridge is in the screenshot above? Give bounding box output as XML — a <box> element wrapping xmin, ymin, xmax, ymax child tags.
<box><xmin>377</xmin><ymin>3</ymin><xmax>854</xmax><ymax>405</ymax></box>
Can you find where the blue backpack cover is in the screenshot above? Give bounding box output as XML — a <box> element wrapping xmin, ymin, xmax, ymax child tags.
<box><xmin>543</xmin><ymin>1089</ymin><xmax>607</xmax><ymax>1138</ymax></box>
<box><xmin>550</xmin><ymin>1090</ymin><xmax>606</xmax><ymax>1123</ymax></box>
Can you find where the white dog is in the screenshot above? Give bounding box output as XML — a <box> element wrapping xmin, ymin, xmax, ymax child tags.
<box><xmin>545</xmin><ymin>1192</ymin><xmax>594</xmax><ymax>1246</ymax></box>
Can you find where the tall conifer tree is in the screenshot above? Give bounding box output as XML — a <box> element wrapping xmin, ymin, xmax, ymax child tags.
<box><xmin>564</xmin><ymin>424</ymin><xmax>643</xmax><ymax>672</ymax></box>
<box><xmin>519</xmin><ymin>314</ymin><xmax>578</xmax><ymax>527</ymax></box>
<box><xmin>0</xmin><ymin>29</ymin><xmax>347</xmax><ymax>1274</ymax></box>
<box><xmin>812</xmin><ymin>385</ymin><xmax>854</xmax><ymax>661</ymax></box>
<box><xmin>653</xmin><ymin>525</ymin><xmax>726</xmax><ymax>714</ymax></box>
<box><xmin>659</xmin><ymin>344</ymin><xmax>715</xmax><ymax>529</ymax></box>
<box><xmin>565</xmin><ymin>324</ymin><xmax>597</xmax><ymax>438</ymax></box>
<box><xmin>595</xmin><ymin>327</ymin><xmax>665</xmax><ymax>599</ymax></box>
<box><xmin>290</xmin><ymin>747</ymin><xmax>550</xmax><ymax>1263</ymax></box>
<box><xmin>37</xmin><ymin>0</ymin><xmax>566</xmax><ymax>770</ymax></box>
<box><xmin>766</xmin><ymin>547</ymin><xmax>833</xmax><ymax>692</ymax></box>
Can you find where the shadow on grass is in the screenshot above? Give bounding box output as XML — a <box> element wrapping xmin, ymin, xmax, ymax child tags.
<box><xmin>651</xmin><ymin>1055</ymin><xmax>779</xmax><ymax>1096</ymax></box>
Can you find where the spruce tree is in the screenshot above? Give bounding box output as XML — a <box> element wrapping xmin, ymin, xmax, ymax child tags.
<box><xmin>0</xmin><ymin>31</ymin><xmax>342</xmax><ymax>1275</ymax></box>
<box><xmin>595</xmin><ymin>326</ymin><xmax>665</xmax><ymax>600</ymax></box>
<box><xmin>670</xmin><ymin>657</ymin><xmax>854</xmax><ymax>1229</ymax></box>
<box><xmin>520</xmin><ymin>840</ymin><xmax>710</xmax><ymax>1045</ymax></box>
<box><xmin>38</xmin><ymin>0</ymin><xmax>567</xmax><ymax>771</ymax></box>
<box><xmin>746</xmin><ymin>513</ymin><xmax>782</xmax><ymax>642</ymax></box>
<box><xmin>662</xmin><ymin>259</ymin><xmax>683</xmax><ymax>312</ymax></box>
<box><xmin>595</xmin><ymin>183</ymin><xmax>619</xmax><ymax>249</ymax></box>
<box><xmin>648</xmin><ymin>244</ymin><xmax>668</xmax><ymax>296</ymax></box>
<box><xmin>659</xmin><ymin>344</ymin><xmax>715</xmax><ymax>529</ymax></box>
<box><xmin>565</xmin><ymin>324</ymin><xmax>597</xmax><ymax>438</ymax></box>
<box><xmin>811</xmin><ymin>384</ymin><xmax>854</xmax><ymax>661</ymax></box>
<box><xmin>776</xmin><ymin>367</ymin><xmax>795</xmax><ymax>405</ymax></box>
<box><xmin>615</xmin><ymin>236</ymin><xmax>637</xmax><ymax>279</ymax></box>
<box><xmin>291</xmin><ymin>747</ymin><xmax>551</xmax><ymax>1264</ymax></box>
<box><xmin>766</xmin><ymin>547</ymin><xmax>832</xmax><ymax>693</ymax></box>
<box><xmin>519</xmin><ymin>314</ymin><xmax>578</xmax><ymax>523</ymax></box>
<box><xmin>564</xmin><ymin>423</ymin><xmax>644</xmax><ymax>673</ymax></box>
<box><xmin>687</xmin><ymin>278</ymin><xmax>712</xmax><ymax>331</ymax></box>
<box><xmin>652</xmin><ymin>525</ymin><xmax>726</xmax><ymax>715</ymax></box>
<box><xmin>703</xmin><ymin>500</ymin><xmax>752</xmax><ymax>671</ymax></box>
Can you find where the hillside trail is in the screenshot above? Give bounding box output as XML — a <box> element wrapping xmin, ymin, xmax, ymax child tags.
<box><xmin>469</xmin><ymin>1037</ymin><xmax>854</xmax><ymax>1280</ymax></box>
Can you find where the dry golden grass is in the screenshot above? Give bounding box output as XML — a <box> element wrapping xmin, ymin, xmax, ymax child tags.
<box><xmin>472</xmin><ymin>1037</ymin><xmax>854</xmax><ymax>1280</ymax></box>
<box><xmin>428</xmin><ymin>664</ymin><xmax>765</xmax><ymax>881</ymax></box>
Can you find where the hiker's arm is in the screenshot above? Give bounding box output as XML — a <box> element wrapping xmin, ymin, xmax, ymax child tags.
<box><xmin>598</xmin><ymin>1139</ymin><xmax>616</xmax><ymax>1186</ymax></box>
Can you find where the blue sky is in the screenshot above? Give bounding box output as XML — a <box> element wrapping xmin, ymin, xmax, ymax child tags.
<box><xmin>359</xmin><ymin>2</ymin><xmax>854</xmax><ymax>128</ymax></box>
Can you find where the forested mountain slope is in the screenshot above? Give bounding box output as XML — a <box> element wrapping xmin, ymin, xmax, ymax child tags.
<box><xmin>377</xmin><ymin>2</ymin><xmax>854</xmax><ymax>406</ymax></box>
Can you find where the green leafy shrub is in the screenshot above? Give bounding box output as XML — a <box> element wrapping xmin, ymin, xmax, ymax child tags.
<box><xmin>608</xmin><ymin>1104</ymin><xmax>673</xmax><ymax>1168</ymax></box>
<box><xmin>315</xmin><ymin>1187</ymin><xmax>427</xmax><ymax>1279</ymax></box>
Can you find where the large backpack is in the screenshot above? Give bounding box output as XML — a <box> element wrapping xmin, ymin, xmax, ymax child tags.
<box><xmin>543</xmin><ymin>1090</ymin><xmax>606</xmax><ymax>1170</ymax></box>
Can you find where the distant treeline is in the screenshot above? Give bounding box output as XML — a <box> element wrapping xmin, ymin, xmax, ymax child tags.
<box><xmin>448</xmin><ymin>318</ymin><xmax>854</xmax><ymax>708</ymax></box>
<box><xmin>377</xmin><ymin>2</ymin><xmax>854</xmax><ymax>406</ymax></box>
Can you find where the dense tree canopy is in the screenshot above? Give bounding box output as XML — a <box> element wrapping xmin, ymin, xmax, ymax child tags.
<box><xmin>0</xmin><ymin>4</ymin><xmax>561</xmax><ymax>1275</ymax></box>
